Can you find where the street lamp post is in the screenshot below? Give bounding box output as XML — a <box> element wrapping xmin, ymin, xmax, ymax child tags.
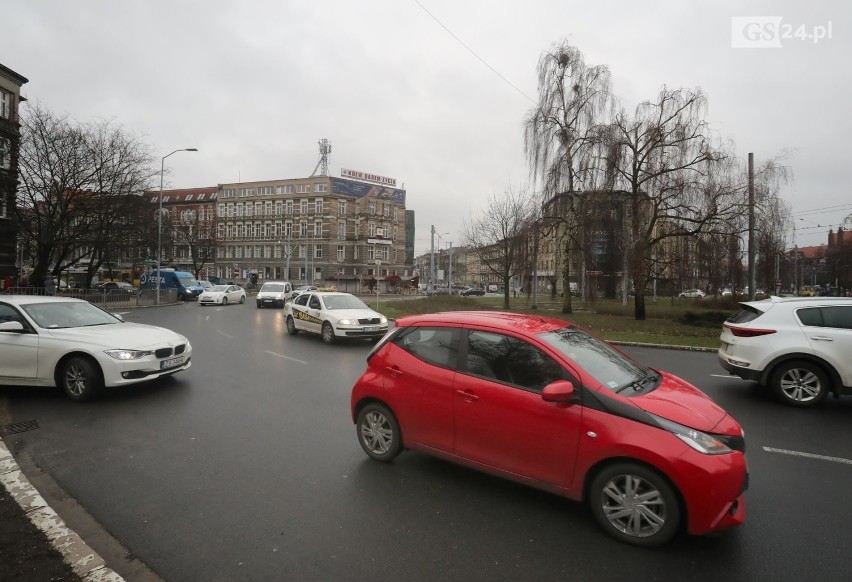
<box><xmin>156</xmin><ymin>148</ymin><xmax>197</xmax><ymax>305</ymax></box>
<box><xmin>375</xmin><ymin>259</ymin><xmax>381</xmax><ymax>309</ymax></box>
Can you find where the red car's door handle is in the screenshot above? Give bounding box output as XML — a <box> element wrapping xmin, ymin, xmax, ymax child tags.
<box><xmin>455</xmin><ymin>390</ymin><xmax>479</xmax><ymax>402</ymax></box>
<box><xmin>385</xmin><ymin>366</ymin><xmax>403</xmax><ymax>377</ymax></box>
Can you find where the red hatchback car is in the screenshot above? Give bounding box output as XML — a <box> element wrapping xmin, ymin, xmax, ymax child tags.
<box><xmin>351</xmin><ymin>312</ymin><xmax>747</xmax><ymax>547</ymax></box>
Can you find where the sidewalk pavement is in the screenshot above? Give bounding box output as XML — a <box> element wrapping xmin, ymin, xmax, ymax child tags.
<box><xmin>0</xmin><ymin>435</ymin><xmax>124</xmax><ymax>581</ymax></box>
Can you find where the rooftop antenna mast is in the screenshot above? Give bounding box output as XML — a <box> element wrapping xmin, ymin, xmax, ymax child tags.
<box><xmin>311</xmin><ymin>138</ymin><xmax>332</xmax><ymax>177</ymax></box>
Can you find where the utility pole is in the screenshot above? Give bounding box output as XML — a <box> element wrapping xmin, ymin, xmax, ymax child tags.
<box><xmin>447</xmin><ymin>242</ymin><xmax>453</xmax><ymax>293</ymax></box>
<box><xmin>748</xmin><ymin>152</ymin><xmax>756</xmax><ymax>301</ymax></box>
<box><xmin>430</xmin><ymin>225</ymin><xmax>436</xmax><ymax>294</ymax></box>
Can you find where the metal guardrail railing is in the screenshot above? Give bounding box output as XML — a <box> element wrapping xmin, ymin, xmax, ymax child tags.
<box><xmin>0</xmin><ymin>287</ymin><xmax>179</xmax><ymax>309</ymax></box>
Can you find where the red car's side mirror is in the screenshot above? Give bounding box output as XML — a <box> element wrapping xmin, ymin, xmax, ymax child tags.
<box><xmin>541</xmin><ymin>380</ymin><xmax>579</xmax><ymax>403</ymax></box>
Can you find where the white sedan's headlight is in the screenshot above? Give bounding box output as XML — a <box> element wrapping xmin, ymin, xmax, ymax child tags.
<box><xmin>378</xmin><ymin>316</ymin><xmax>387</xmax><ymax>324</ymax></box>
<box><xmin>338</xmin><ymin>319</ymin><xmax>357</xmax><ymax>325</ymax></box>
<box><xmin>105</xmin><ymin>349</ymin><xmax>153</xmax><ymax>360</ymax></box>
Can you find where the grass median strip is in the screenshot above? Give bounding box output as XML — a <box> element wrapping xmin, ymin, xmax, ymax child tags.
<box><xmin>378</xmin><ymin>295</ymin><xmax>734</xmax><ymax>350</ymax></box>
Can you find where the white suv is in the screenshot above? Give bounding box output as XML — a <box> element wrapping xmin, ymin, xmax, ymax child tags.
<box><xmin>718</xmin><ymin>297</ymin><xmax>852</xmax><ymax>407</ymax></box>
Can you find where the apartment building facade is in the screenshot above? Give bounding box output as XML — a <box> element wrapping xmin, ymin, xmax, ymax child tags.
<box><xmin>215</xmin><ymin>176</ymin><xmax>411</xmax><ymax>290</ymax></box>
<box><xmin>143</xmin><ymin>186</ymin><xmax>218</xmax><ymax>278</ymax></box>
<box><xmin>0</xmin><ymin>63</ymin><xmax>28</xmax><ymax>287</ymax></box>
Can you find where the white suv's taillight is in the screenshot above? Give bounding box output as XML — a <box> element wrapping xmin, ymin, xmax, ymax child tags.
<box><xmin>724</xmin><ymin>323</ymin><xmax>777</xmax><ymax>338</ymax></box>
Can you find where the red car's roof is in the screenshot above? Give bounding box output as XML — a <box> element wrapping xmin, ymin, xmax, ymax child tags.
<box><xmin>394</xmin><ymin>311</ymin><xmax>574</xmax><ymax>335</ymax></box>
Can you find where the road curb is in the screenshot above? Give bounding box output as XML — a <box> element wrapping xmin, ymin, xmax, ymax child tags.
<box><xmin>609</xmin><ymin>340</ymin><xmax>718</xmax><ymax>352</ymax></box>
<box><xmin>0</xmin><ymin>436</ymin><xmax>125</xmax><ymax>581</ymax></box>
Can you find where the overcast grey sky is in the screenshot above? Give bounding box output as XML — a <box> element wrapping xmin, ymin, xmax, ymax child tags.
<box><xmin>3</xmin><ymin>0</ymin><xmax>849</xmax><ymax>253</ymax></box>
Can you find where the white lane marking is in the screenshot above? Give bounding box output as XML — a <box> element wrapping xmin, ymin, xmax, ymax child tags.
<box><xmin>763</xmin><ymin>447</ymin><xmax>852</xmax><ymax>465</ymax></box>
<box><xmin>710</xmin><ymin>374</ymin><xmax>745</xmax><ymax>379</ymax></box>
<box><xmin>264</xmin><ymin>350</ymin><xmax>308</xmax><ymax>365</ymax></box>
<box><xmin>217</xmin><ymin>330</ymin><xmax>234</xmax><ymax>339</ymax></box>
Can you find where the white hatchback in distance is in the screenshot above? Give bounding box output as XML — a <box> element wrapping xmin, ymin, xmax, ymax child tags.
<box><xmin>0</xmin><ymin>296</ymin><xmax>191</xmax><ymax>401</ymax></box>
<box><xmin>718</xmin><ymin>296</ymin><xmax>852</xmax><ymax>407</ymax></box>
<box><xmin>285</xmin><ymin>291</ymin><xmax>388</xmax><ymax>344</ymax></box>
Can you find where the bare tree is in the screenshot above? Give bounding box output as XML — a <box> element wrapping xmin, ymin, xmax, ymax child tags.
<box><xmin>15</xmin><ymin>103</ymin><xmax>155</xmax><ymax>286</ymax></box>
<box><xmin>463</xmin><ymin>186</ymin><xmax>536</xmax><ymax>309</ymax></box>
<box><xmin>172</xmin><ymin>206</ymin><xmax>218</xmax><ymax>278</ymax></box>
<box><xmin>602</xmin><ymin>86</ymin><xmax>744</xmax><ymax>319</ymax></box>
<box><xmin>524</xmin><ymin>42</ymin><xmax>614</xmax><ymax>313</ymax></box>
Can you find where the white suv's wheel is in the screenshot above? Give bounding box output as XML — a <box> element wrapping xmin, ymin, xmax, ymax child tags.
<box><xmin>770</xmin><ymin>360</ymin><xmax>829</xmax><ymax>407</ymax></box>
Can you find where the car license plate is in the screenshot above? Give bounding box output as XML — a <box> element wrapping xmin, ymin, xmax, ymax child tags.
<box><xmin>364</xmin><ymin>326</ymin><xmax>380</xmax><ymax>333</ymax></box>
<box><xmin>161</xmin><ymin>356</ymin><xmax>185</xmax><ymax>370</ymax></box>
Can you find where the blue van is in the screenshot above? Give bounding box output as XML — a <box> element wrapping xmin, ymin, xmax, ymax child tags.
<box><xmin>140</xmin><ymin>269</ymin><xmax>204</xmax><ymax>301</ymax></box>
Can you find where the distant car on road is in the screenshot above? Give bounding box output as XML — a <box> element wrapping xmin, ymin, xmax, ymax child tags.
<box><xmin>290</xmin><ymin>285</ymin><xmax>317</xmax><ymax>300</ymax></box>
<box><xmin>285</xmin><ymin>291</ymin><xmax>388</xmax><ymax>344</ymax></box>
<box><xmin>0</xmin><ymin>295</ymin><xmax>191</xmax><ymax>401</ymax></box>
<box><xmin>95</xmin><ymin>281</ymin><xmax>136</xmax><ymax>294</ymax></box>
<box><xmin>679</xmin><ymin>289</ymin><xmax>706</xmax><ymax>298</ymax></box>
<box><xmin>198</xmin><ymin>284</ymin><xmax>246</xmax><ymax>306</ymax></box>
<box><xmin>461</xmin><ymin>287</ymin><xmax>486</xmax><ymax>296</ymax></box>
<box><xmin>256</xmin><ymin>281</ymin><xmax>294</xmax><ymax>308</ymax></box>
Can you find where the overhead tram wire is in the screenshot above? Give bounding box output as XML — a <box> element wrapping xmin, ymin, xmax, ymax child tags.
<box><xmin>411</xmin><ymin>0</ymin><xmax>536</xmax><ymax>105</ymax></box>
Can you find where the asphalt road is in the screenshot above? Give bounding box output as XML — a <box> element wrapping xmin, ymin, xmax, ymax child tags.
<box><xmin>2</xmin><ymin>302</ymin><xmax>852</xmax><ymax>581</ymax></box>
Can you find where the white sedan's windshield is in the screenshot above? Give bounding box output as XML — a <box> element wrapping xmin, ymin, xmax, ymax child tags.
<box><xmin>22</xmin><ymin>301</ymin><xmax>119</xmax><ymax>329</ymax></box>
<box><xmin>210</xmin><ymin>285</ymin><xmax>230</xmax><ymax>292</ymax></box>
<box><xmin>261</xmin><ymin>284</ymin><xmax>285</xmax><ymax>292</ymax></box>
<box><xmin>323</xmin><ymin>295</ymin><xmax>369</xmax><ymax>310</ymax></box>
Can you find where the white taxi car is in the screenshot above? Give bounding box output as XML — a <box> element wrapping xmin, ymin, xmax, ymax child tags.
<box><xmin>285</xmin><ymin>291</ymin><xmax>388</xmax><ymax>344</ymax></box>
<box><xmin>199</xmin><ymin>284</ymin><xmax>246</xmax><ymax>306</ymax></box>
<box><xmin>0</xmin><ymin>296</ymin><xmax>192</xmax><ymax>401</ymax></box>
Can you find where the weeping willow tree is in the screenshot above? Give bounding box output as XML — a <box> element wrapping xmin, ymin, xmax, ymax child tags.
<box><xmin>524</xmin><ymin>42</ymin><xmax>614</xmax><ymax>314</ymax></box>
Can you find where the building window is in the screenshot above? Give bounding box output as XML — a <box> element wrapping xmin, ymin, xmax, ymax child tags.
<box><xmin>285</xmin><ymin>222</ymin><xmax>292</xmax><ymax>237</ymax></box>
<box><xmin>368</xmin><ymin>246</ymin><xmax>375</xmax><ymax>260</ymax></box>
<box><xmin>337</xmin><ymin>222</ymin><xmax>345</xmax><ymax>238</ymax></box>
<box><xmin>0</xmin><ymin>89</ymin><xmax>11</xmax><ymax>119</ymax></box>
<box><xmin>282</xmin><ymin>185</ymin><xmax>294</xmax><ymax>194</ymax></box>
<box><xmin>198</xmin><ymin>193</ymin><xmax>206</xmax><ymax>201</ymax></box>
<box><xmin>315</xmin><ymin>246</ymin><xmax>323</xmax><ymax>259</ymax></box>
<box><xmin>0</xmin><ymin>137</ymin><xmax>10</xmax><ymax>169</ymax></box>
<box><xmin>313</xmin><ymin>182</ymin><xmax>328</xmax><ymax>193</ymax></box>
<box><xmin>337</xmin><ymin>245</ymin><xmax>345</xmax><ymax>261</ymax></box>
<box><xmin>275</xmin><ymin>201</ymin><xmax>283</xmax><ymax>216</ymax></box>
<box><xmin>338</xmin><ymin>200</ymin><xmax>347</xmax><ymax>216</ymax></box>
<box><xmin>315</xmin><ymin>198</ymin><xmax>323</xmax><ymax>214</ymax></box>
<box><xmin>369</xmin><ymin>201</ymin><xmax>376</xmax><ymax>215</ymax></box>
<box><xmin>383</xmin><ymin>204</ymin><xmax>390</xmax><ymax>217</ymax></box>
<box><xmin>300</xmin><ymin>199</ymin><xmax>308</xmax><ymax>214</ymax></box>
<box><xmin>314</xmin><ymin>221</ymin><xmax>322</xmax><ymax>237</ymax></box>
<box><xmin>297</xmin><ymin>184</ymin><xmax>311</xmax><ymax>194</ymax></box>
<box><xmin>286</xmin><ymin>200</ymin><xmax>293</xmax><ymax>215</ymax></box>
<box><xmin>369</xmin><ymin>223</ymin><xmax>375</xmax><ymax>237</ymax></box>
<box><xmin>300</xmin><ymin>221</ymin><xmax>307</xmax><ymax>237</ymax></box>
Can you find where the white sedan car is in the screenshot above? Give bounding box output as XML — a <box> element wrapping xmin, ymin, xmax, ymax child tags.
<box><xmin>0</xmin><ymin>296</ymin><xmax>192</xmax><ymax>401</ymax></box>
<box><xmin>285</xmin><ymin>291</ymin><xmax>388</xmax><ymax>344</ymax></box>
<box><xmin>198</xmin><ymin>284</ymin><xmax>246</xmax><ymax>306</ymax></box>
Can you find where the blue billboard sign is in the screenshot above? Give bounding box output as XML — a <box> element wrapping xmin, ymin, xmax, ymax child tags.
<box><xmin>331</xmin><ymin>178</ymin><xmax>406</xmax><ymax>205</ymax></box>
